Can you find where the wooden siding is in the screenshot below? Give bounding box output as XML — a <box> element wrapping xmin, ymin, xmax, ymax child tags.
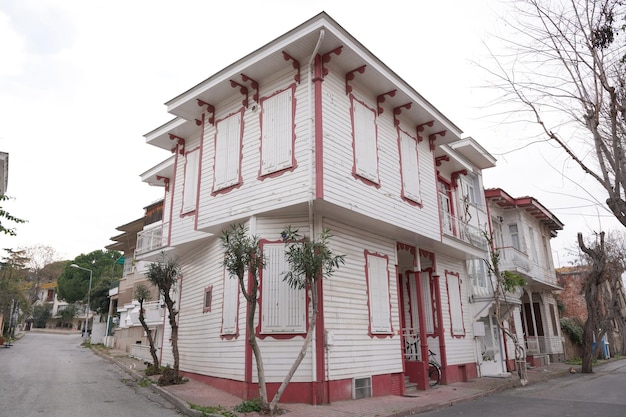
<box><xmin>435</xmin><ymin>254</ymin><xmax>476</xmax><ymax>366</ymax></box>
<box><xmin>321</xmin><ymin>218</ymin><xmax>403</xmax><ymax>380</ymax></box>
<box><xmin>320</xmin><ymin>68</ymin><xmax>441</xmax><ymax>240</ymax></box>
<box><xmin>175</xmin><ymin>236</ymin><xmax>247</xmax><ymax>380</ymax></box>
<box><xmin>196</xmin><ymin>66</ymin><xmax>311</xmax><ymax>233</ymax></box>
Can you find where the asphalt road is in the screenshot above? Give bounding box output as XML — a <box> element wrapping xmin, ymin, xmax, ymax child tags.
<box><xmin>0</xmin><ymin>332</ymin><xmax>181</xmax><ymax>417</ymax></box>
<box><xmin>413</xmin><ymin>359</ymin><xmax>626</xmax><ymax>416</ymax></box>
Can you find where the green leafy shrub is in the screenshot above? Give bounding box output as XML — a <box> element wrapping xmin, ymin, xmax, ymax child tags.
<box><xmin>189</xmin><ymin>403</ymin><xmax>237</xmax><ymax>417</ymax></box>
<box><xmin>561</xmin><ymin>317</ymin><xmax>583</xmax><ymax>346</ymax></box>
<box><xmin>233</xmin><ymin>397</ymin><xmax>262</xmax><ymax>413</ymax></box>
<box><xmin>157</xmin><ymin>365</ymin><xmax>184</xmax><ymax>386</ymax></box>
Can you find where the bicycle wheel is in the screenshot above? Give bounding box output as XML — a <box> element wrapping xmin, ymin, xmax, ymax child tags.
<box><xmin>428</xmin><ymin>362</ymin><xmax>441</xmax><ymax>387</ymax></box>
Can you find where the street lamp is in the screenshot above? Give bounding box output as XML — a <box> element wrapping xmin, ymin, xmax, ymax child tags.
<box><xmin>71</xmin><ymin>264</ymin><xmax>93</xmax><ymax>341</ymax></box>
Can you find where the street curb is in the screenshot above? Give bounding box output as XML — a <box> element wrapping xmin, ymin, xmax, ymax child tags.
<box><xmin>91</xmin><ymin>348</ymin><xmax>211</xmax><ymax>417</ymax></box>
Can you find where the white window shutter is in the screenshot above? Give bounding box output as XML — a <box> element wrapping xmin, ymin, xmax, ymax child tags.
<box><xmin>353</xmin><ymin>101</ymin><xmax>378</xmax><ymax>182</ymax></box>
<box><xmin>262</xmin><ymin>243</ymin><xmax>305</xmax><ymax>333</ymax></box>
<box><xmin>214</xmin><ymin>114</ymin><xmax>241</xmax><ymax>191</ymax></box>
<box><xmin>182</xmin><ymin>149</ymin><xmax>199</xmax><ymax>213</ymax></box>
<box><xmin>221</xmin><ymin>273</ymin><xmax>239</xmax><ymax>334</ymax></box>
<box><xmin>400</xmin><ymin>131</ymin><xmax>420</xmax><ymax>202</ymax></box>
<box><xmin>422</xmin><ymin>276</ymin><xmax>435</xmax><ymax>334</ymax></box>
<box><xmin>262</xmin><ymin>89</ymin><xmax>293</xmax><ymax>175</ymax></box>
<box><xmin>367</xmin><ymin>254</ymin><xmax>391</xmax><ymax>333</ymax></box>
<box><xmin>447</xmin><ymin>274</ymin><xmax>465</xmax><ymax>336</ymax></box>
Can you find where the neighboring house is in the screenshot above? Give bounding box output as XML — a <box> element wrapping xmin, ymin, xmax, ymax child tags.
<box><xmin>30</xmin><ymin>281</ymin><xmax>87</xmax><ymax>330</ymax></box>
<box><xmin>484</xmin><ymin>188</ymin><xmax>565</xmax><ymax>368</ymax></box>
<box><xmin>106</xmin><ymin>200</ymin><xmax>165</xmax><ymax>358</ymax></box>
<box><xmin>135</xmin><ymin>12</ymin><xmax>505</xmax><ymax>404</ymax></box>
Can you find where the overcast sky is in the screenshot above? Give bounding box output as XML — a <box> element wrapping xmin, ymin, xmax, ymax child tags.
<box><xmin>0</xmin><ymin>0</ymin><xmax>620</xmax><ymax>266</ymax></box>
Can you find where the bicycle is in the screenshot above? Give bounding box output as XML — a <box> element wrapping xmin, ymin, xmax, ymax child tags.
<box><xmin>428</xmin><ymin>349</ymin><xmax>441</xmax><ymax>387</ymax></box>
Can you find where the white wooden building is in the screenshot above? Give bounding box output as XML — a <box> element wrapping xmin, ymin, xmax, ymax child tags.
<box><xmin>135</xmin><ymin>12</ymin><xmax>500</xmax><ymax>404</ymax></box>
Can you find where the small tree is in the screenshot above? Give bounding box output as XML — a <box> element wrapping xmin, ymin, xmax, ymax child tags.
<box><xmin>32</xmin><ymin>304</ymin><xmax>52</xmax><ymax>328</ymax></box>
<box><xmin>268</xmin><ymin>227</ymin><xmax>345</xmax><ymax>414</ymax></box>
<box><xmin>135</xmin><ymin>283</ymin><xmax>160</xmax><ymax>373</ymax></box>
<box><xmin>220</xmin><ymin>224</ymin><xmax>268</xmax><ymax>411</ymax></box>
<box><xmin>145</xmin><ymin>253</ymin><xmax>181</xmax><ymax>385</ymax></box>
<box><xmin>58</xmin><ymin>304</ymin><xmax>77</xmax><ymax>328</ymax></box>
<box><xmin>484</xmin><ymin>231</ymin><xmax>528</xmax><ymax>385</ymax></box>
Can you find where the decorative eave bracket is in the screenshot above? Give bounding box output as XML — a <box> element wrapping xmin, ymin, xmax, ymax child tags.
<box><xmin>230</xmin><ymin>80</ymin><xmax>249</xmax><ymax>108</ymax></box>
<box><xmin>393</xmin><ymin>102</ymin><xmax>412</xmax><ymax>127</ymax></box>
<box><xmin>416</xmin><ymin>120</ymin><xmax>434</xmax><ymax>142</ymax></box>
<box><xmin>345</xmin><ymin>65</ymin><xmax>366</xmax><ymax>95</ymax></box>
<box><xmin>435</xmin><ymin>155</ymin><xmax>449</xmax><ymax>166</ymax></box>
<box><xmin>197</xmin><ymin>99</ymin><xmax>215</xmax><ymax>125</ymax></box>
<box><xmin>321</xmin><ymin>46</ymin><xmax>343</xmax><ymax>78</ymax></box>
<box><xmin>377</xmin><ymin>90</ymin><xmax>396</xmax><ymax>115</ymax></box>
<box><xmin>241</xmin><ymin>74</ymin><xmax>259</xmax><ymax>104</ymax></box>
<box><xmin>169</xmin><ymin>134</ymin><xmax>185</xmax><ymax>155</ymax></box>
<box><xmin>282</xmin><ymin>52</ymin><xmax>301</xmax><ymax>84</ymax></box>
<box><xmin>428</xmin><ymin>130</ymin><xmax>446</xmax><ymax>151</ymax></box>
<box><xmin>156</xmin><ymin>175</ymin><xmax>170</xmax><ymax>192</ymax></box>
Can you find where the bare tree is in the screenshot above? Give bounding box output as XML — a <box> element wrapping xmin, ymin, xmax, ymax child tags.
<box><xmin>486</xmin><ymin>0</ymin><xmax>626</xmax><ymax>225</ymax></box>
<box><xmin>21</xmin><ymin>245</ymin><xmax>60</xmax><ymax>304</ymax></box>
<box><xmin>576</xmin><ymin>230</ymin><xmax>626</xmax><ymax>372</ymax></box>
<box><xmin>134</xmin><ymin>283</ymin><xmax>160</xmax><ymax>374</ymax></box>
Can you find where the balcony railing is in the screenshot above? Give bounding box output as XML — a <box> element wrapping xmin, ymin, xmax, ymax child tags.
<box><xmin>440</xmin><ymin>211</ymin><xmax>488</xmax><ymax>250</ymax></box>
<box><xmin>136</xmin><ymin>222</ymin><xmax>168</xmax><ymax>256</ymax></box>
<box><xmin>526</xmin><ymin>336</ymin><xmax>563</xmax><ymax>355</ymax></box>
<box><xmin>496</xmin><ymin>247</ymin><xmax>557</xmax><ymax>286</ymax></box>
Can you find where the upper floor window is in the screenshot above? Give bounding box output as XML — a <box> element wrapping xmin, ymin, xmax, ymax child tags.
<box><xmin>351</xmin><ymin>97</ymin><xmax>380</xmax><ymax>185</ymax></box>
<box><xmin>260</xmin><ymin>87</ymin><xmax>295</xmax><ymax>176</ymax></box>
<box><xmin>182</xmin><ymin>148</ymin><xmax>200</xmax><ymax>214</ymax></box>
<box><xmin>461</xmin><ymin>174</ymin><xmax>482</xmax><ymax>207</ymax></box>
<box><xmin>509</xmin><ymin>224</ymin><xmax>520</xmax><ymax>251</ymax></box>
<box><xmin>399</xmin><ymin>129</ymin><xmax>421</xmax><ymax>205</ymax></box>
<box><xmin>260</xmin><ymin>242</ymin><xmax>306</xmax><ymax>334</ymax></box>
<box><xmin>365</xmin><ymin>251</ymin><xmax>392</xmax><ymax>335</ymax></box>
<box><xmin>213</xmin><ymin>111</ymin><xmax>243</xmax><ymax>193</ymax></box>
<box><xmin>528</xmin><ymin>227</ymin><xmax>538</xmax><ymax>259</ymax></box>
<box><xmin>438</xmin><ymin>179</ymin><xmax>454</xmax><ymax>234</ymax></box>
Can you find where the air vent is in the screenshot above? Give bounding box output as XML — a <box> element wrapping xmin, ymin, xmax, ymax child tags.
<box><xmin>353</xmin><ymin>376</ymin><xmax>372</xmax><ymax>399</ymax></box>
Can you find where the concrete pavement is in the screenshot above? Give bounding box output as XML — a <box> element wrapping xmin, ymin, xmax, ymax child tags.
<box><xmin>92</xmin><ymin>345</ymin><xmax>594</xmax><ymax>417</ymax></box>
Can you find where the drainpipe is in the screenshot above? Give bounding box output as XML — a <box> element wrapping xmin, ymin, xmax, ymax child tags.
<box><xmin>307</xmin><ymin>28</ymin><xmax>324</xmax><ymax>405</ymax></box>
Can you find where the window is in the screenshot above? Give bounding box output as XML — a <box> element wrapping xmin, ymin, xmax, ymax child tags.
<box><xmin>261</xmin><ymin>243</ymin><xmax>306</xmax><ymax>333</ymax></box>
<box><xmin>399</xmin><ymin>129</ymin><xmax>421</xmax><ymax>204</ymax></box>
<box><xmin>213</xmin><ymin>111</ymin><xmax>242</xmax><ymax>192</ymax></box>
<box><xmin>260</xmin><ymin>87</ymin><xmax>295</xmax><ymax>176</ymax></box>
<box><xmin>365</xmin><ymin>251</ymin><xmax>392</xmax><ymax>335</ymax></box>
<box><xmin>182</xmin><ymin>148</ymin><xmax>200</xmax><ymax>213</ymax></box>
<box><xmin>351</xmin><ymin>97</ymin><xmax>379</xmax><ymax>184</ymax></box>
<box><xmin>509</xmin><ymin>224</ymin><xmax>520</xmax><ymax>250</ymax></box>
<box><xmin>468</xmin><ymin>259</ymin><xmax>488</xmax><ymax>290</ymax></box>
<box><xmin>446</xmin><ymin>271</ymin><xmax>465</xmax><ymax>337</ymax></box>
<box><xmin>203</xmin><ymin>285</ymin><xmax>213</xmax><ymax>313</ymax></box>
<box><xmin>221</xmin><ymin>272</ymin><xmax>239</xmax><ymax>335</ymax></box>
<box><xmin>438</xmin><ymin>179</ymin><xmax>453</xmax><ymax>234</ymax></box>
<box><xmin>528</xmin><ymin>227</ymin><xmax>538</xmax><ymax>259</ymax></box>
<box><xmin>461</xmin><ymin>174</ymin><xmax>482</xmax><ymax>206</ymax></box>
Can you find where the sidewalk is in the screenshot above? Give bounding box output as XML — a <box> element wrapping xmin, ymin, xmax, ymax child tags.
<box><xmin>93</xmin><ymin>347</ymin><xmax>583</xmax><ymax>417</ymax></box>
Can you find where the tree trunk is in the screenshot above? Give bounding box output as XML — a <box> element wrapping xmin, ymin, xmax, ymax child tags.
<box><xmin>164</xmin><ymin>293</ymin><xmax>179</xmax><ymax>375</ymax></box>
<box><xmin>241</xmin><ymin>276</ymin><xmax>269</xmax><ymax>412</ymax></box>
<box><xmin>269</xmin><ymin>282</ymin><xmax>317</xmax><ymax>414</ymax></box>
<box><xmin>138</xmin><ymin>300</ymin><xmax>160</xmax><ymax>371</ymax></box>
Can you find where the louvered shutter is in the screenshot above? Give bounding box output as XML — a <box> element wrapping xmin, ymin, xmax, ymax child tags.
<box><xmin>353</xmin><ymin>101</ymin><xmax>378</xmax><ymax>182</ymax></box>
<box><xmin>400</xmin><ymin>131</ymin><xmax>420</xmax><ymax>202</ymax></box>
<box><xmin>214</xmin><ymin>113</ymin><xmax>241</xmax><ymax>190</ymax></box>
<box><xmin>182</xmin><ymin>149</ymin><xmax>199</xmax><ymax>213</ymax></box>
<box><xmin>447</xmin><ymin>274</ymin><xmax>465</xmax><ymax>336</ymax></box>
<box><xmin>261</xmin><ymin>89</ymin><xmax>293</xmax><ymax>175</ymax></box>
<box><xmin>262</xmin><ymin>243</ymin><xmax>305</xmax><ymax>333</ymax></box>
<box><xmin>367</xmin><ymin>254</ymin><xmax>391</xmax><ymax>333</ymax></box>
<box><xmin>221</xmin><ymin>272</ymin><xmax>239</xmax><ymax>334</ymax></box>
